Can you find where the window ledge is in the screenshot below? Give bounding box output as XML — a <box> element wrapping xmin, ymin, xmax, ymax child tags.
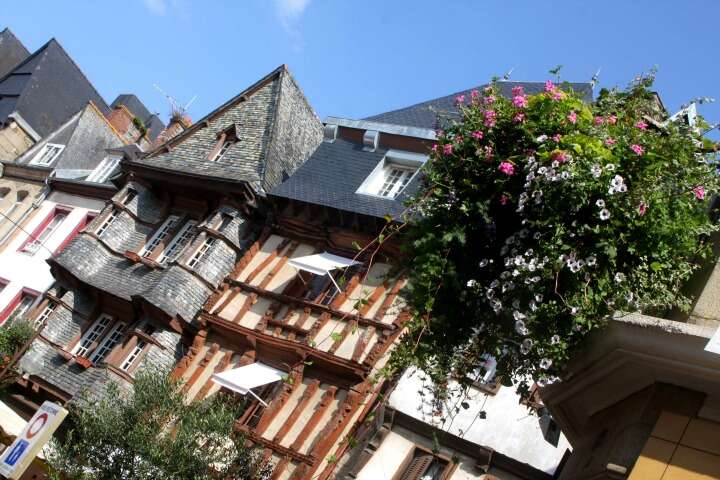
<box><xmin>123</xmin><ymin>250</ymin><xmax>163</xmax><ymax>269</ymax></box>
<box><xmin>74</xmin><ymin>356</ymin><xmax>94</xmax><ymax>369</ymax></box>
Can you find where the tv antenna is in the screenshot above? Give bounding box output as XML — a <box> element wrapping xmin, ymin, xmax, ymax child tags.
<box><xmin>153</xmin><ymin>83</ymin><xmax>197</xmax><ymax>119</ymax></box>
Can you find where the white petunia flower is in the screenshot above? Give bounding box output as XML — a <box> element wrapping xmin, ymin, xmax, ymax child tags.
<box><xmin>515</xmin><ymin>320</ymin><xmax>529</xmax><ymax>335</ymax></box>
<box><xmin>466</xmin><ymin>279</ymin><xmax>477</xmax><ymax>287</ymax></box>
<box><xmin>539</xmin><ymin>358</ymin><xmax>553</xmax><ymax>370</ymax></box>
<box><xmin>599</xmin><ymin>208</ymin><xmax>611</xmax><ymax>220</ymax></box>
<box><xmin>586</xmin><ymin>255</ymin><xmax>597</xmax><ymax>266</ymax></box>
<box><xmin>550</xmin><ymin>334</ymin><xmax>560</xmax><ymax>345</ymax></box>
<box><xmin>614</xmin><ymin>272</ymin><xmax>626</xmax><ymax>283</ymax></box>
<box><xmin>605</xmin><ymin>163</ymin><xmax>616</xmax><ymax>171</ymax></box>
<box><xmin>479</xmin><ymin>259</ymin><xmax>489</xmax><ymax>267</ymax></box>
<box><xmin>591</xmin><ymin>164</ymin><xmax>602</xmax><ymax>178</ymax></box>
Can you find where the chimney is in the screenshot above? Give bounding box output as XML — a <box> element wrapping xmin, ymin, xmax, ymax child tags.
<box><xmin>152</xmin><ymin>112</ymin><xmax>192</xmax><ymax>149</ymax></box>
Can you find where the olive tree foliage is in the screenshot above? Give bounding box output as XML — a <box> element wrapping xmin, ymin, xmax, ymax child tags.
<box><xmin>47</xmin><ymin>369</ymin><xmax>271</xmax><ymax>480</ymax></box>
<box><xmin>389</xmin><ymin>73</ymin><xmax>719</xmax><ymax>400</ymax></box>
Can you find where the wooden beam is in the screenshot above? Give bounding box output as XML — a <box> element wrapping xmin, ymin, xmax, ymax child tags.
<box><xmin>258</xmin><ymin>241</ymin><xmax>299</xmax><ymax>290</ymax></box>
<box><xmin>245</xmin><ymin>238</ymin><xmax>291</xmax><ymax>284</ymax></box>
<box><xmin>290</xmin><ymin>386</ymin><xmax>337</xmax><ymax>452</ymax></box>
<box><xmin>254</xmin><ymin>366</ymin><xmax>304</xmax><ymax>435</ymax></box>
<box><xmin>273</xmin><ymin>379</ymin><xmax>320</xmax><ymax>444</ymax></box>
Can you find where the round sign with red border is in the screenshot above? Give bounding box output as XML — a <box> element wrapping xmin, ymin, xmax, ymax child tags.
<box><xmin>26</xmin><ymin>413</ymin><xmax>48</xmax><ymax>439</ymax></box>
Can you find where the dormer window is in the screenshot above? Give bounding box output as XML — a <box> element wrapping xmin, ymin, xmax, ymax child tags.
<box><xmin>208</xmin><ymin>125</ymin><xmax>238</xmax><ymax>162</ymax></box>
<box><xmin>30</xmin><ymin>143</ymin><xmax>64</xmax><ymax>166</ymax></box>
<box><xmin>86</xmin><ymin>155</ymin><xmax>122</xmax><ymax>183</ymax></box>
<box><xmin>379</xmin><ymin>166</ymin><xmax>414</xmax><ymax>198</ymax></box>
<box><xmin>356</xmin><ymin>150</ymin><xmax>426</xmax><ymax>199</ymax></box>
<box><xmin>212</xmin><ymin>140</ymin><xmax>233</xmax><ymax>162</ymax></box>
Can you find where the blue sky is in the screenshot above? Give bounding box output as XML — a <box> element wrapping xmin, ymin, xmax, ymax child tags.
<box><xmin>2</xmin><ymin>1</ymin><xmax>719</xmax><ymax>137</ymax></box>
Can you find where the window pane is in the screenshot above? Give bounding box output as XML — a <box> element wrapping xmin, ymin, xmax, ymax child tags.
<box><xmin>140</xmin><ymin>216</ymin><xmax>179</xmax><ymax>258</ymax></box>
<box><xmin>90</xmin><ymin>322</ymin><xmax>126</xmax><ymax>363</ymax></box>
<box><xmin>72</xmin><ymin>314</ymin><xmax>112</xmax><ymax>357</ymax></box>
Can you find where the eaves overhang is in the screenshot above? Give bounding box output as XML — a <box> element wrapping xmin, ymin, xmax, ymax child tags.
<box><xmin>540</xmin><ymin>312</ymin><xmax>720</xmax><ymax>446</ymax></box>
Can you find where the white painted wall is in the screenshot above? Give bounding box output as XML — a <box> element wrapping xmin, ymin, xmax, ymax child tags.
<box><xmin>356</xmin><ymin>426</ymin><xmax>524</xmax><ymax>480</ymax></box>
<box><xmin>0</xmin><ymin>200</ymin><xmax>93</xmax><ymax>321</ymax></box>
<box><xmin>387</xmin><ymin>369</ymin><xmax>571</xmax><ymax>475</ymax></box>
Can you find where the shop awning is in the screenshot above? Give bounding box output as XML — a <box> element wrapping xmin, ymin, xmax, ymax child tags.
<box><xmin>211</xmin><ymin>362</ymin><xmax>285</xmax><ymax>406</ymax></box>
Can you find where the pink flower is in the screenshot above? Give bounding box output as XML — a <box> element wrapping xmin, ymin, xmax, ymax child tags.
<box><xmin>544</xmin><ymin>80</ymin><xmax>555</xmax><ymax>93</ymax></box>
<box><xmin>471</xmin><ymin>130</ymin><xmax>484</xmax><ymax>140</ymax></box>
<box><xmin>638</xmin><ymin>202</ymin><xmax>647</xmax><ymax>216</ymax></box>
<box><xmin>552</xmin><ymin>90</ymin><xmax>565</xmax><ymax>101</ymax></box>
<box><xmin>512</xmin><ymin>95</ymin><xmax>528</xmax><ymax>108</ymax></box>
<box><xmin>470</xmin><ymin>89</ymin><xmax>480</xmax><ymax>101</ymax></box>
<box><xmin>484</xmin><ymin>145</ymin><xmax>494</xmax><ymax>160</ymax></box>
<box><xmin>431</xmin><ymin>144</ymin><xmax>438</xmax><ymax>152</ymax></box>
<box><xmin>552</xmin><ymin>150</ymin><xmax>568</xmax><ymax>164</ymax></box>
<box><xmin>511</xmin><ymin>86</ymin><xmax>524</xmax><ymax>96</ymax></box>
<box><xmin>455</xmin><ymin>135</ymin><xmax>463</xmax><ymax>144</ymax></box>
<box><xmin>604</xmin><ymin>138</ymin><xmax>616</xmax><ymax>146</ymax></box>
<box><xmin>693</xmin><ymin>186</ymin><xmax>706</xmax><ymax>200</ymax></box>
<box><xmin>499</xmin><ymin>194</ymin><xmax>509</xmax><ymax>205</ymax></box>
<box><xmin>630</xmin><ymin>144</ymin><xmax>644</xmax><ymax>156</ymax></box>
<box><xmin>594</xmin><ymin>116</ymin><xmax>604</xmax><ymax>126</ymax></box>
<box><xmin>567</xmin><ymin>111</ymin><xmax>577</xmax><ymax>124</ymax></box>
<box><xmin>484</xmin><ymin>85</ymin><xmax>493</xmax><ymax>93</ymax></box>
<box><xmin>498</xmin><ymin>162</ymin><xmax>515</xmax><ymax>175</ymax></box>
<box><xmin>552</xmin><ymin>134</ymin><xmax>562</xmax><ymax>142</ymax></box>
<box><xmin>455</xmin><ymin>95</ymin><xmax>465</xmax><ymax>105</ymax></box>
<box><xmin>484</xmin><ymin>95</ymin><xmax>496</xmax><ymax>105</ymax></box>
<box><xmin>607</xmin><ymin>114</ymin><xmax>617</xmax><ymax>125</ymax></box>
<box><xmin>484</xmin><ymin>110</ymin><xmax>497</xmax><ymax>128</ymax></box>
<box><xmin>443</xmin><ymin>144</ymin><xmax>453</xmax><ymax>156</ymax></box>
<box><xmin>513</xmin><ymin>112</ymin><xmax>525</xmax><ymax>123</ymax></box>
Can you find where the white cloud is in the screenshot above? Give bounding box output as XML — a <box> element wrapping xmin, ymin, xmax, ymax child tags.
<box><xmin>142</xmin><ymin>0</ymin><xmax>166</xmax><ymax>15</ymax></box>
<box><xmin>274</xmin><ymin>0</ymin><xmax>310</xmax><ymax>52</ymax></box>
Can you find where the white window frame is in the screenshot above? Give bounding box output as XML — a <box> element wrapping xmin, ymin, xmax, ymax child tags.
<box><xmin>120</xmin><ymin>340</ymin><xmax>147</xmax><ymax>371</ymax></box>
<box><xmin>121</xmin><ymin>188</ymin><xmax>137</xmax><ymax>206</ymax></box>
<box><xmin>21</xmin><ymin>209</ymin><xmax>69</xmax><ymax>255</ymax></box>
<box><xmin>378</xmin><ymin>166</ymin><xmax>415</xmax><ymax>198</ymax></box>
<box><xmin>211</xmin><ymin>140</ymin><xmax>233</xmax><ymax>162</ymax></box>
<box><xmin>86</xmin><ymin>155</ymin><xmax>122</xmax><ymax>183</ymax></box>
<box><xmin>356</xmin><ymin>150</ymin><xmax>426</xmax><ymax>200</ymax></box>
<box><xmin>30</xmin><ymin>143</ymin><xmax>65</xmax><ymax>166</ymax></box>
<box><xmin>187</xmin><ymin>237</ymin><xmax>215</xmax><ymax>268</ymax></box>
<box><xmin>90</xmin><ymin>322</ymin><xmax>126</xmax><ymax>364</ymax></box>
<box><xmin>71</xmin><ymin>314</ymin><xmax>113</xmax><ymax>357</ymax></box>
<box><xmin>139</xmin><ymin>215</ymin><xmax>179</xmax><ymax>258</ymax></box>
<box><xmin>157</xmin><ymin>220</ymin><xmax>197</xmax><ymax>264</ymax></box>
<box><xmin>8</xmin><ymin>294</ymin><xmax>36</xmax><ymax>323</ymax></box>
<box><xmin>34</xmin><ymin>301</ymin><xmax>56</xmax><ymax>329</ymax></box>
<box><xmin>96</xmin><ymin>210</ymin><xmax>117</xmax><ymax>237</ymax></box>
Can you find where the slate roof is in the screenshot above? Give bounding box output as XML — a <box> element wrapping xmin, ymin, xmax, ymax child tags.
<box><xmin>0</xmin><ymin>28</ymin><xmax>29</xmax><ymax>79</ymax></box>
<box><xmin>111</xmin><ymin>94</ymin><xmax>165</xmax><ymax>141</ymax></box>
<box><xmin>0</xmin><ymin>38</ymin><xmax>109</xmax><ymax>138</ymax></box>
<box><xmin>269</xmin><ymin>137</ymin><xmax>421</xmax><ymax>219</ymax></box>
<box><xmin>365</xmin><ymin>81</ymin><xmax>593</xmax><ymax>129</ymax></box>
<box><xmin>14</xmin><ymin>102</ymin><xmax>124</xmax><ymax>178</ymax></box>
<box><xmin>51</xmin><ymin>182</ymin><xmax>253</xmax><ymax>323</ymax></box>
<box><xmin>131</xmin><ymin>65</ymin><xmax>323</xmax><ymax>193</ymax></box>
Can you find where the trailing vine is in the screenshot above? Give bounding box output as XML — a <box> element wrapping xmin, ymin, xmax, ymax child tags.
<box><xmin>391</xmin><ymin>73</ymin><xmax>720</xmax><ymax>400</ymax></box>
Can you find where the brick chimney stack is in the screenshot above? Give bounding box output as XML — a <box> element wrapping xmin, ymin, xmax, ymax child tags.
<box><xmin>152</xmin><ymin>113</ymin><xmax>192</xmax><ymax>149</ymax></box>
